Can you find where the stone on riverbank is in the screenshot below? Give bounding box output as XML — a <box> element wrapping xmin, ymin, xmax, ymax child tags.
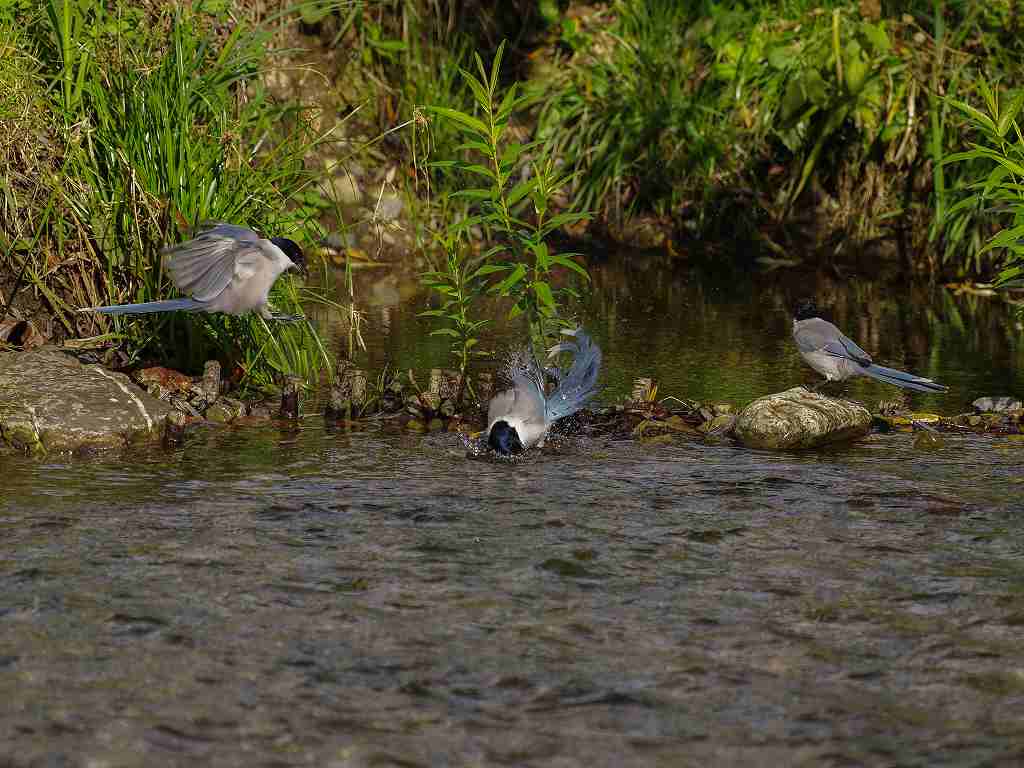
<box><xmin>0</xmin><ymin>347</ymin><xmax>172</xmax><ymax>454</ymax></box>
<box><xmin>973</xmin><ymin>396</ymin><xmax>1023</xmax><ymax>414</ymax></box>
<box><xmin>733</xmin><ymin>387</ymin><xmax>871</xmax><ymax>450</ymax></box>
<box><xmin>205</xmin><ymin>396</ymin><xmax>246</xmax><ymax>424</ymax></box>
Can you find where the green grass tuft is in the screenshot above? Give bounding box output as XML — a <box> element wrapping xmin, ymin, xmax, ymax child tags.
<box><xmin>2</xmin><ymin>1</ymin><xmax>338</xmax><ymax>389</ymax></box>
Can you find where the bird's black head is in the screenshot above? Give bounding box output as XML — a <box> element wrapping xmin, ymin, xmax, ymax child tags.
<box><xmin>794</xmin><ymin>297</ymin><xmax>819</xmax><ymax>321</ymax></box>
<box><xmin>271</xmin><ymin>237</ymin><xmax>306</xmax><ymax>274</ymax></box>
<box><xmin>488</xmin><ymin>420</ymin><xmax>525</xmax><ymax>456</ymax></box>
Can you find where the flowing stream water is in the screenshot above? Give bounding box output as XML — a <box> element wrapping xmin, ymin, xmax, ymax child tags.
<box><xmin>2</xmin><ymin>252</ymin><xmax>1023</xmax><ymax>766</ymax></box>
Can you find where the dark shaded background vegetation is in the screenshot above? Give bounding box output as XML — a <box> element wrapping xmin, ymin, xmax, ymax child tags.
<box><xmin>2</xmin><ymin>0</ymin><xmax>1023</xmax><ymax>380</ymax></box>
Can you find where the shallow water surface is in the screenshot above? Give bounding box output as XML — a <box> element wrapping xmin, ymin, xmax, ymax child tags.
<box><xmin>2</xmin><ymin>257</ymin><xmax>1024</xmax><ymax>766</ymax></box>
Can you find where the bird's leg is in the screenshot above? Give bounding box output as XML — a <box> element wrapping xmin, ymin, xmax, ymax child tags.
<box><xmin>810</xmin><ymin>379</ymin><xmax>843</xmax><ymax>396</ymax></box>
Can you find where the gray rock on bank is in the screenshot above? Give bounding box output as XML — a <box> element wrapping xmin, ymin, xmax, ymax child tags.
<box><xmin>733</xmin><ymin>386</ymin><xmax>872</xmax><ymax>450</ymax></box>
<box><xmin>0</xmin><ymin>347</ymin><xmax>171</xmax><ymax>454</ymax></box>
<box><xmin>972</xmin><ymin>396</ymin><xmax>1022</xmax><ymax>414</ymax></box>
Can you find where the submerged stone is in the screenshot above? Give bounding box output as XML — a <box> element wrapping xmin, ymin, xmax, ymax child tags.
<box><xmin>699</xmin><ymin>413</ymin><xmax>736</xmax><ymax>437</ymax></box>
<box><xmin>633</xmin><ymin>415</ymin><xmax>699</xmax><ymax>440</ymax></box>
<box><xmin>0</xmin><ymin>347</ymin><xmax>171</xmax><ymax>454</ymax></box>
<box><xmin>875</xmin><ymin>412</ymin><xmax>943</xmax><ymax>432</ymax></box>
<box><xmin>206</xmin><ymin>397</ymin><xmax>245</xmax><ymax>424</ymax></box>
<box><xmin>733</xmin><ymin>387</ymin><xmax>871</xmax><ymax>450</ymax></box>
<box><xmin>913</xmin><ymin>430</ymin><xmax>945</xmax><ymax>452</ymax></box>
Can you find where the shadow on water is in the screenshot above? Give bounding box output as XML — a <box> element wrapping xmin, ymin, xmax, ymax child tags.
<box><xmin>2</xmin><ymin>251</ymin><xmax>1024</xmax><ymax>766</ymax></box>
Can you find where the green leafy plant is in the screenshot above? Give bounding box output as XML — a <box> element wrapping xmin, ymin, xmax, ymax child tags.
<box><xmin>11</xmin><ymin>0</ymin><xmax>339</xmax><ymax>390</ymax></box>
<box><xmin>538</xmin><ymin>0</ymin><xmax>717</xmax><ymax>224</ymax></box>
<box><xmin>943</xmin><ymin>79</ymin><xmax>1024</xmax><ymax>289</ymax></box>
<box><xmin>419</xmin><ymin>230</ymin><xmax>494</xmax><ymax>401</ymax></box>
<box><xmin>422</xmin><ymin>39</ymin><xmax>591</xmax><ymax>370</ymax></box>
<box><xmin>761</xmin><ymin>11</ymin><xmax>896</xmax><ymax>213</ymax></box>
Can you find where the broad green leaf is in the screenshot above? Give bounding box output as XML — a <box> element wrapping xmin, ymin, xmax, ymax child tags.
<box><xmin>480</xmin><ymin>245</ymin><xmax>508</xmax><ymax>260</ymax></box>
<box><xmin>982</xmin><ymin>165</ymin><xmax>1010</xmax><ymax>199</ymax></box>
<box><xmin>528</xmin><ymin>241</ymin><xmax>549</xmax><ymax>267</ymax></box>
<box><xmin>507</xmin><ymin>178</ymin><xmax>538</xmax><ymax>206</ymax></box>
<box><xmin>997</xmin><ymin>90</ymin><xmax>1024</xmax><ymax>138</ymax></box>
<box><xmin>780</xmin><ymin>78</ymin><xmax>807</xmax><ymax>123</ymax></box>
<box><xmin>941</xmin><ymin>148</ymin><xmax>990</xmax><ymax>166</ymax></box>
<box><xmin>979</xmin><ymin>80</ymin><xmax>998</xmax><ymax>120</ymax></box>
<box><xmin>455</xmin><ymin>140</ymin><xmax>493</xmax><ymax>156</ymax></box>
<box><xmin>450</xmin><ymin>213</ymin><xmax>495</xmax><ymax>237</ymax></box>
<box><xmin>767</xmin><ymin>45</ymin><xmax>794</xmax><ymax>70</ymax></box>
<box><xmin>491</xmin><ymin>263</ymin><xmax>527</xmax><ymax>294</ymax></box>
<box><xmin>498</xmin><ymin>83</ymin><xmax>519</xmax><ymax>119</ymax></box>
<box><xmin>844</xmin><ymin>51</ymin><xmax>868</xmax><ymax>95</ymax></box>
<box><xmin>463</xmin><ymin>73</ymin><xmax>491</xmax><ymax>110</ymax></box>
<box><xmin>499</xmin><ymin>142</ymin><xmax>526</xmax><ymax>169</ymax></box>
<box><xmin>430</xmin><ymin>328</ymin><xmax>462</xmax><ymax>338</ymax></box>
<box><xmin>533</xmin><ymin>280</ymin><xmax>557</xmax><ymax>312</ymax></box>
<box><xmin>540</xmin><ymin>211</ymin><xmax>592</xmax><ymax>235</ymax></box>
<box><xmin>470</xmin><ymin>263</ymin><xmax>512</xmax><ymax>280</ymax></box>
<box><xmin>461</xmin><ymin>163</ymin><xmax>497</xmax><ymax>180</ymax></box>
<box><xmin>943</xmin><ymin>195</ymin><xmax>982</xmax><ymax>220</ymax></box>
<box><xmin>425</xmin><ymin>105</ymin><xmax>489</xmax><ymax>138</ymax></box>
<box><xmin>449</xmin><ymin>188</ymin><xmax>494</xmax><ymax>201</ymax></box>
<box><xmin>979</xmin><ymin>224</ymin><xmax>1024</xmax><ymax>256</ymax></box>
<box><xmin>549</xmin><ymin>253</ymin><xmax>591</xmax><ymax>279</ymax></box>
<box><xmin>862</xmin><ymin>22</ymin><xmax>890</xmax><ymax>54</ymax></box>
<box><xmin>497</xmin><ymin>91</ymin><xmax>533</xmax><ymax>122</ymax></box>
<box><xmin>489</xmin><ymin>40</ymin><xmax>506</xmax><ymax>94</ymax></box>
<box><xmin>988</xmin><ymin>154</ymin><xmax>1024</xmax><ymax>178</ymax></box>
<box><xmin>948</xmin><ymin>99</ymin><xmax>997</xmax><ymax>134</ymax></box>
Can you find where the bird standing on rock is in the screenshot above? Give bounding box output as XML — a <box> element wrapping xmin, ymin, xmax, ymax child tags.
<box><xmin>79</xmin><ymin>223</ymin><xmax>306</xmax><ymax>321</ymax></box>
<box><xmin>792</xmin><ymin>298</ymin><xmax>947</xmax><ymax>393</ymax></box>
<box><xmin>486</xmin><ymin>328</ymin><xmax>603</xmax><ymax>456</ymax></box>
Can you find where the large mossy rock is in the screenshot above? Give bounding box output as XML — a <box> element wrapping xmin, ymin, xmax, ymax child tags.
<box><xmin>0</xmin><ymin>347</ymin><xmax>172</xmax><ymax>455</ymax></box>
<box><xmin>733</xmin><ymin>386</ymin><xmax>871</xmax><ymax>450</ymax></box>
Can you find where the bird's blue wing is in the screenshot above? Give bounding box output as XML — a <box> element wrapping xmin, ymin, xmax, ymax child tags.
<box><xmin>197</xmin><ymin>222</ymin><xmax>261</xmax><ymax>241</ymax></box>
<box><xmin>794</xmin><ymin>318</ymin><xmax>872</xmax><ymax>364</ymax></box>
<box><xmin>822</xmin><ymin>334</ymin><xmax>872</xmax><ymax>365</ymax></box>
<box><xmin>163</xmin><ymin>225</ymin><xmax>264</xmax><ymax>302</ymax></box>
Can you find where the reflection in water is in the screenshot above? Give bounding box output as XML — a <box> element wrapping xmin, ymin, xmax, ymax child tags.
<box><xmin>2</xmin><ymin>253</ymin><xmax>1023</xmax><ymax>765</ymax></box>
<box><xmin>312</xmin><ymin>251</ymin><xmax>1023</xmax><ymax>411</ymax></box>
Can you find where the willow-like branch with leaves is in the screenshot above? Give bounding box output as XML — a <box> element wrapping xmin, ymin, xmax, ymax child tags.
<box><xmin>420</xmin><ymin>39</ymin><xmax>591</xmax><ymax>370</ymax></box>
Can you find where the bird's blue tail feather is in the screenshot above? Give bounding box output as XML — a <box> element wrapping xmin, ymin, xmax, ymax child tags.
<box><xmin>863</xmin><ymin>363</ymin><xmax>947</xmax><ymax>392</ymax></box>
<box><xmin>544</xmin><ymin>329</ymin><xmax>602</xmax><ymax>422</ymax></box>
<box><xmin>79</xmin><ymin>298</ymin><xmax>203</xmax><ymax>316</ymax></box>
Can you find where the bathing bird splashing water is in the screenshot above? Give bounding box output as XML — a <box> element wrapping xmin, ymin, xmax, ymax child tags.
<box><xmin>486</xmin><ymin>328</ymin><xmax>603</xmax><ymax>456</ymax></box>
